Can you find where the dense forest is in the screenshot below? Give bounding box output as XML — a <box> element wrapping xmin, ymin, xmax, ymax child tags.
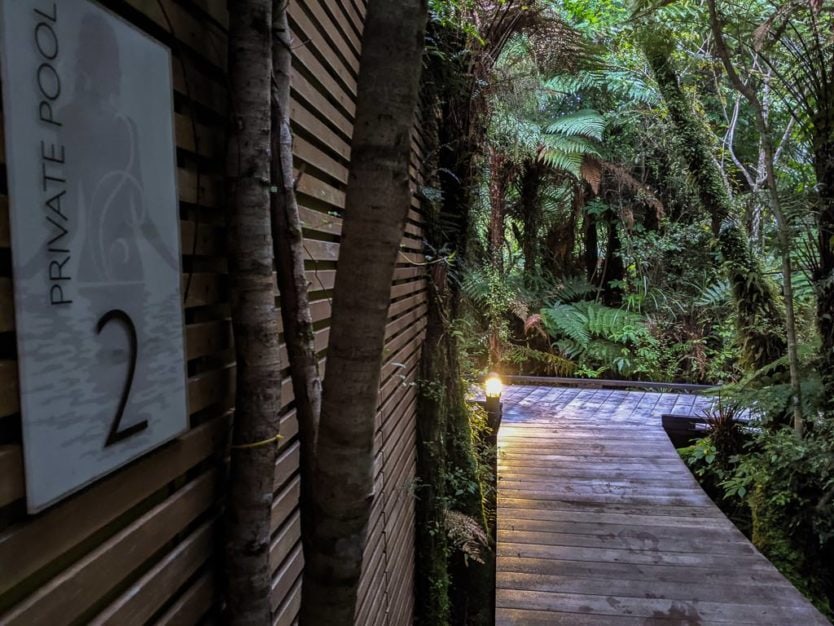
<box><xmin>412</xmin><ymin>0</ymin><xmax>834</xmax><ymax>622</ymax></box>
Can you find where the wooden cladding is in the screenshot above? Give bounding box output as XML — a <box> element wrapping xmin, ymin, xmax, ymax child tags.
<box><xmin>0</xmin><ymin>0</ymin><xmax>425</xmax><ymax>624</ymax></box>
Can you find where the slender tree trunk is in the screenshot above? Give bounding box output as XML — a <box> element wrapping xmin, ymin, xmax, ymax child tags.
<box><xmin>583</xmin><ymin>203</ymin><xmax>598</xmax><ymax>282</ymax></box>
<box><xmin>269</xmin><ymin>2</ymin><xmax>322</xmax><ymax>553</ymax></box>
<box><xmin>487</xmin><ymin>148</ymin><xmax>511</xmax><ymax>367</ymax></box>
<box><xmin>487</xmin><ymin>148</ymin><xmax>511</xmax><ymax>273</ymax></box>
<box><xmin>707</xmin><ymin>0</ymin><xmax>804</xmax><ymax>432</ymax></box>
<box><xmin>415</xmin><ymin>276</ymin><xmax>451</xmax><ymax>625</ymax></box>
<box><xmin>299</xmin><ymin>1</ymin><xmax>428</xmax><ymax>622</ymax></box>
<box><xmin>519</xmin><ymin>159</ymin><xmax>544</xmax><ymax>276</ymax></box>
<box><xmin>223</xmin><ymin>1</ymin><xmax>283</xmax><ymax>623</ymax></box>
<box><xmin>812</xmin><ymin>128</ymin><xmax>834</xmax><ymax>417</ymax></box>
<box><xmin>601</xmin><ymin>212</ymin><xmax>624</xmax><ymax>305</ymax></box>
<box><xmin>644</xmin><ymin>36</ymin><xmax>787</xmax><ymax>374</ymax></box>
<box><xmin>413</xmin><ymin>28</ymin><xmax>496</xmax><ymax>624</ymax></box>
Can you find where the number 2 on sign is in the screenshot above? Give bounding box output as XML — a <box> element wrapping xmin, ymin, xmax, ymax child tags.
<box><xmin>96</xmin><ymin>309</ymin><xmax>147</xmax><ymax>447</ymax></box>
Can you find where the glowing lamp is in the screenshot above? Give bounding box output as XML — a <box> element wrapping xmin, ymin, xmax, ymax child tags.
<box><xmin>485</xmin><ymin>372</ymin><xmax>503</xmax><ymax>398</ymax></box>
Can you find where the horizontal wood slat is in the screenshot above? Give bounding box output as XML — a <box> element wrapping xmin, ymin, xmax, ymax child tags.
<box><xmin>1</xmin><ymin>470</ymin><xmax>218</xmax><ymax>626</ymax></box>
<box><xmin>0</xmin><ymin>416</ymin><xmax>229</xmax><ymax>597</ymax></box>
<box><xmin>90</xmin><ymin>519</ymin><xmax>216</xmax><ymax>626</ymax></box>
<box><xmin>0</xmin><ymin>0</ymin><xmax>426</xmax><ymax>624</ymax></box>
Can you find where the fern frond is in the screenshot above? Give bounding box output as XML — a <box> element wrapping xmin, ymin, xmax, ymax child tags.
<box><xmin>538</xmin><ymin>150</ymin><xmax>585</xmax><ymax>177</ymax></box>
<box><xmin>506</xmin><ymin>344</ymin><xmax>576</xmax><ymax>375</ymax></box>
<box><xmin>696</xmin><ymin>280</ymin><xmax>731</xmax><ymax>307</ymax></box>
<box><xmin>545</xmin><ymin>109</ymin><xmax>605</xmax><ymax>140</ymax></box>
<box><xmin>540</xmin><ymin>133</ymin><xmax>602</xmax><ymax>156</ymax></box>
<box><xmin>541</xmin><ymin>303</ymin><xmax>591</xmax><ymax>346</ymax></box>
<box><xmin>444</xmin><ymin>510</ymin><xmax>488</xmax><ymax>565</ymax></box>
<box><xmin>461</xmin><ymin>268</ymin><xmax>493</xmax><ymax>306</ymax></box>
<box><xmin>554</xmin><ymin>276</ymin><xmax>597</xmax><ymax>302</ymax></box>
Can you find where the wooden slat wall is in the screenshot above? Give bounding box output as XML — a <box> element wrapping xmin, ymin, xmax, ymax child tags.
<box><xmin>0</xmin><ymin>0</ymin><xmax>425</xmax><ymax>624</ymax></box>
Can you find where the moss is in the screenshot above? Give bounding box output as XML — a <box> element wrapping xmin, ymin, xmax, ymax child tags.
<box><xmin>415</xmin><ymin>267</ymin><xmax>494</xmax><ymax>626</ymax></box>
<box><xmin>643</xmin><ymin>34</ymin><xmax>786</xmax><ymax>373</ymax></box>
<box><xmin>415</xmin><ymin>295</ymin><xmax>452</xmax><ymax>626</ymax></box>
<box><xmin>718</xmin><ymin>224</ymin><xmax>787</xmax><ymax>370</ymax></box>
<box><xmin>643</xmin><ymin>34</ymin><xmax>731</xmax><ymax>233</ymax></box>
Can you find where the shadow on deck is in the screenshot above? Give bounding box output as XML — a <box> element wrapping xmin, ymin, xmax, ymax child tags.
<box><xmin>496</xmin><ymin>385</ymin><xmax>831</xmax><ymax>625</ymax></box>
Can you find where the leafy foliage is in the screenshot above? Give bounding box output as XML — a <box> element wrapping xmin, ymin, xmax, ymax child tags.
<box><xmin>539</xmin><ymin>300</ymin><xmax>653</xmax><ymax>376</ymax></box>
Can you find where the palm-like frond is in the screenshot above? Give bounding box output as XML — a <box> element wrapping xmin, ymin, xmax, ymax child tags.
<box><xmin>541</xmin><ymin>302</ymin><xmax>592</xmax><ymax>345</ymax></box>
<box><xmin>539</xmin><ymin>300</ymin><xmax>649</xmax><ymax>375</ymax></box>
<box><xmin>553</xmin><ymin>276</ymin><xmax>597</xmax><ymax>302</ymax></box>
<box><xmin>545</xmin><ymin>109</ymin><xmax>605</xmax><ymax>140</ymax></box>
<box><xmin>695</xmin><ymin>280</ymin><xmax>731</xmax><ymax>307</ymax></box>
<box><xmin>505</xmin><ymin>344</ymin><xmax>577</xmax><ymax>376</ymax></box>
<box><xmin>545</xmin><ymin>69</ymin><xmax>658</xmax><ymax>104</ymax></box>
<box><xmin>538</xmin><ymin>134</ymin><xmax>601</xmax><ymax>179</ymax></box>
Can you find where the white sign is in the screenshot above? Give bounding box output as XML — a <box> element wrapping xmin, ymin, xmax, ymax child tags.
<box><xmin>0</xmin><ymin>0</ymin><xmax>188</xmax><ymax>512</ymax></box>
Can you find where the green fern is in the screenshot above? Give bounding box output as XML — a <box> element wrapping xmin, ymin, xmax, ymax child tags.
<box><xmin>539</xmin><ymin>300</ymin><xmax>651</xmax><ymax>376</ymax></box>
<box><xmin>505</xmin><ymin>344</ymin><xmax>576</xmax><ymax>376</ymax></box>
<box><xmin>545</xmin><ymin>69</ymin><xmax>658</xmax><ymax>104</ymax></box>
<box><xmin>537</xmin><ymin>151</ymin><xmax>585</xmax><ymax>178</ymax></box>
<box><xmin>545</xmin><ymin>109</ymin><xmax>605</xmax><ymax>140</ymax></box>
<box><xmin>696</xmin><ymin>280</ymin><xmax>731</xmax><ymax>307</ymax></box>
<box><xmin>541</xmin><ymin>303</ymin><xmax>592</xmax><ymax>346</ymax></box>
<box><xmin>554</xmin><ymin>276</ymin><xmax>597</xmax><ymax>302</ymax></box>
<box><xmin>538</xmin><ymin>122</ymin><xmax>602</xmax><ymax>178</ymax></box>
<box><xmin>461</xmin><ymin>268</ymin><xmax>494</xmax><ymax>307</ymax></box>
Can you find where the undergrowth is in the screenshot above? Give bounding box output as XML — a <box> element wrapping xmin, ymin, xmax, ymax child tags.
<box><xmin>681</xmin><ymin>381</ymin><xmax>834</xmax><ymax>618</ymax></box>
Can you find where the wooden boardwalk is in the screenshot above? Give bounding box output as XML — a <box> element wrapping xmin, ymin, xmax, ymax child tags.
<box><xmin>496</xmin><ymin>386</ymin><xmax>831</xmax><ymax>625</ymax></box>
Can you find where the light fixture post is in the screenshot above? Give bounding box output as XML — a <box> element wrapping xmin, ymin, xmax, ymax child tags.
<box><xmin>484</xmin><ymin>372</ymin><xmax>503</xmax><ymax>432</ymax></box>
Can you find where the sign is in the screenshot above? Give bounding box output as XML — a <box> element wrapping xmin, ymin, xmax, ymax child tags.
<box><xmin>0</xmin><ymin>0</ymin><xmax>188</xmax><ymax>512</ymax></box>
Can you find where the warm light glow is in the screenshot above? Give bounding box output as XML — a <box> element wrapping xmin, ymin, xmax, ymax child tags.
<box><xmin>485</xmin><ymin>373</ymin><xmax>503</xmax><ymax>398</ymax></box>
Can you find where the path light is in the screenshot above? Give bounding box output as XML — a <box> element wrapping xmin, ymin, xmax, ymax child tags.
<box><xmin>484</xmin><ymin>372</ymin><xmax>503</xmax><ymax>431</ymax></box>
<box><xmin>485</xmin><ymin>372</ymin><xmax>503</xmax><ymax>399</ymax></box>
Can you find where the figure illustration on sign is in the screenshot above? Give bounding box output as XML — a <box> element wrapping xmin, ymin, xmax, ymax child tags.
<box><xmin>52</xmin><ymin>12</ymin><xmax>184</xmax><ymax>451</ymax></box>
<box><xmin>2</xmin><ymin>0</ymin><xmax>188</xmax><ymax>510</ymax></box>
<box><xmin>62</xmin><ymin>12</ymin><xmax>178</xmax><ymax>286</ymax></box>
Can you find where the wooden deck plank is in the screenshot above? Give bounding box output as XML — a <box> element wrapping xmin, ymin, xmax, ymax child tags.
<box><xmin>496</xmin><ymin>386</ymin><xmax>831</xmax><ymax>625</ymax></box>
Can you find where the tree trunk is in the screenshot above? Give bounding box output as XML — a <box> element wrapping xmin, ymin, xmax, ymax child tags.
<box><xmin>519</xmin><ymin>159</ymin><xmax>545</xmax><ymax>276</ymax></box>
<box><xmin>299</xmin><ymin>0</ymin><xmax>428</xmax><ymax>622</ymax></box>
<box><xmin>487</xmin><ymin>148</ymin><xmax>511</xmax><ymax>367</ymax></box>
<box><xmin>644</xmin><ymin>36</ymin><xmax>787</xmax><ymax>373</ymax></box>
<box><xmin>487</xmin><ymin>148</ymin><xmax>511</xmax><ymax>273</ymax></box>
<box><xmin>415</xmin><ymin>278</ymin><xmax>451</xmax><ymax>626</ymax></box>
<box><xmin>413</xmin><ymin>26</ymin><xmax>496</xmax><ymax>624</ymax></box>
<box><xmin>269</xmin><ymin>2</ymin><xmax>322</xmax><ymax>558</ymax></box>
<box><xmin>600</xmin><ymin>212</ymin><xmax>624</xmax><ymax>305</ymax></box>
<box><xmin>223</xmin><ymin>1</ymin><xmax>283</xmax><ymax>623</ymax></box>
<box><xmin>812</xmin><ymin>128</ymin><xmax>834</xmax><ymax>417</ymax></box>
<box><xmin>583</xmin><ymin>202</ymin><xmax>598</xmax><ymax>283</ymax></box>
<box><xmin>707</xmin><ymin>0</ymin><xmax>804</xmax><ymax>432</ymax></box>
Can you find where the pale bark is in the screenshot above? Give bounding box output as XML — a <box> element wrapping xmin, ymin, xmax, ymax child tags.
<box><xmin>644</xmin><ymin>37</ymin><xmax>787</xmax><ymax>375</ymax></box>
<box><xmin>708</xmin><ymin>0</ymin><xmax>804</xmax><ymax>433</ymax></box>
<box><xmin>223</xmin><ymin>1</ymin><xmax>283</xmax><ymax>623</ymax></box>
<box><xmin>299</xmin><ymin>0</ymin><xmax>428</xmax><ymax>623</ymax></box>
<box><xmin>270</xmin><ymin>1</ymin><xmax>322</xmax><ymax>542</ymax></box>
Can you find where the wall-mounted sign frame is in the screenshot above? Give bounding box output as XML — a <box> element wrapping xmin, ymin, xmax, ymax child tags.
<box><xmin>0</xmin><ymin>0</ymin><xmax>189</xmax><ymax>512</ymax></box>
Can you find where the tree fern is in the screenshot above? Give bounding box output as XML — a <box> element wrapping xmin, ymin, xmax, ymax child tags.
<box><xmin>544</xmin><ymin>69</ymin><xmax>658</xmax><ymax>105</ymax></box>
<box><xmin>537</xmin><ymin>118</ymin><xmax>603</xmax><ymax>179</ymax></box>
<box><xmin>545</xmin><ymin>109</ymin><xmax>605</xmax><ymax>140</ymax></box>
